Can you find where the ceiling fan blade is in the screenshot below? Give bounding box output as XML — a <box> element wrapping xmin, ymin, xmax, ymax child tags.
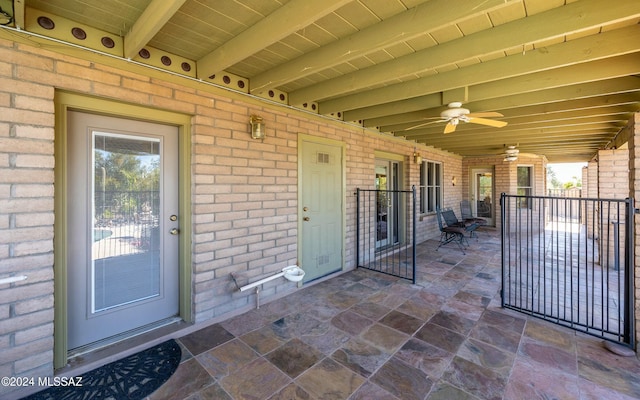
<box><xmin>406</xmin><ymin>119</ymin><xmax>447</xmax><ymax>130</ymax></box>
<box><xmin>466</xmin><ymin>111</ymin><xmax>504</xmax><ymax>118</ymax></box>
<box><xmin>443</xmin><ymin>122</ymin><xmax>457</xmax><ymax>134</ymax></box>
<box><xmin>468</xmin><ymin>117</ymin><xmax>508</xmax><ymax>128</ymax></box>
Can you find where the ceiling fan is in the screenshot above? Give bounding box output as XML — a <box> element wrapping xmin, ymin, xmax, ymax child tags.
<box><xmin>503</xmin><ymin>145</ymin><xmax>519</xmax><ymax>162</ymax></box>
<box><xmin>408</xmin><ymin>102</ymin><xmax>508</xmax><ymax>134</ymax></box>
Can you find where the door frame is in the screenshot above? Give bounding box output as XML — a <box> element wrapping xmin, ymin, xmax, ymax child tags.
<box><xmin>53</xmin><ymin>91</ymin><xmax>192</xmax><ymax>368</ymax></box>
<box><xmin>374</xmin><ymin>151</ymin><xmax>405</xmax><ymax>249</ymax></box>
<box><xmin>297</xmin><ymin>134</ymin><xmax>346</xmax><ymax>279</ymax></box>
<box><xmin>470</xmin><ymin>167</ymin><xmax>495</xmax><ymax>226</ymax></box>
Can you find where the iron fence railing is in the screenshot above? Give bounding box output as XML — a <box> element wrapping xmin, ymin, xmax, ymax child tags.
<box><xmin>501</xmin><ymin>193</ymin><xmax>634</xmax><ymax>348</ymax></box>
<box><xmin>356</xmin><ymin>187</ymin><xmax>416</xmax><ymax>283</ymax></box>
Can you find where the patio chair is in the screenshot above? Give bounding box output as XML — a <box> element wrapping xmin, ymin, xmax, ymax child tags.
<box><xmin>460</xmin><ymin>200</ymin><xmax>488</xmax><ymax>226</ymax></box>
<box><xmin>441</xmin><ymin>208</ymin><xmax>479</xmax><ymax>239</ymax></box>
<box><xmin>435</xmin><ymin>208</ymin><xmax>468</xmax><ymax>254</ymax></box>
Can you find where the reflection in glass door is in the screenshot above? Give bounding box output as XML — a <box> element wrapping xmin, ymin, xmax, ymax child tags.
<box><xmin>473</xmin><ymin>169</ymin><xmax>494</xmax><ymax>225</ymax></box>
<box><xmin>375</xmin><ymin>160</ymin><xmax>399</xmax><ymax>249</ymax></box>
<box><xmin>93</xmin><ymin>133</ymin><xmax>161</xmax><ymax>312</ymax></box>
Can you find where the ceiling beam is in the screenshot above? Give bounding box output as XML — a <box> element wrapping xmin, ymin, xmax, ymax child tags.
<box><xmin>380</xmin><ymin>102</ymin><xmax>640</xmax><ymax>135</ymax></box>
<box><xmin>321</xmin><ymin>24</ymin><xmax>640</xmax><ymax>113</ymax></box>
<box><xmin>12</xmin><ymin>0</ymin><xmax>25</xmax><ymax>29</ymax></box>
<box><xmin>197</xmin><ymin>0</ymin><xmax>351</xmax><ymax>79</ymax></box>
<box><xmin>404</xmin><ymin>120</ymin><xmax>624</xmax><ymax>140</ymax></box>
<box><xmin>348</xmin><ymin>55</ymin><xmax>640</xmax><ymax>121</ymax></box>
<box><xmin>367</xmin><ymin>81</ymin><xmax>640</xmax><ymax>128</ymax></box>
<box><xmin>289</xmin><ymin>0</ymin><xmax>640</xmax><ymax>105</ymax></box>
<box><xmin>124</xmin><ymin>0</ymin><xmax>186</xmax><ymax>59</ymax></box>
<box><xmin>249</xmin><ymin>0</ymin><xmax>509</xmax><ymax>93</ymax></box>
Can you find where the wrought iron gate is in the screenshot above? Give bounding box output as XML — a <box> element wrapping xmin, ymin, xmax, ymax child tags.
<box><xmin>501</xmin><ymin>193</ymin><xmax>634</xmax><ymax>347</ymax></box>
<box><xmin>356</xmin><ymin>187</ymin><xmax>416</xmax><ymax>283</ymax></box>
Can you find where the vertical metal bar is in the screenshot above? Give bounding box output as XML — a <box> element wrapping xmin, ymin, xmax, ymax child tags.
<box><xmin>625</xmin><ymin>198</ymin><xmax>635</xmax><ymax>347</ymax></box>
<box><xmin>501</xmin><ymin>193</ymin><xmax>506</xmax><ymax>308</ymax></box>
<box><xmin>356</xmin><ymin>188</ymin><xmax>360</xmax><ymax>268</ymax></box>
<box><xmin>412</xmin><ymin>186</ymin><xmax>417</xmax><ymax>284</ymax></box>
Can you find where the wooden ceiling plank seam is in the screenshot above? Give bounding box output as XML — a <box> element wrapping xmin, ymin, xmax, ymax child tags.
<box><xmin>249</xmin><ymin>0</ymin><xmax>510</xmax><ymax>93</ymax></box>
<box><xmin>320</xmin><ymin>24</ymin><xmax>640</xmax><ymax>113</ymax></box>
<box><xmin>123</xmin><ymin>0</ymin><xmax>186</xmax><ymax>59</ymax></box>
<box><xmin>197</xmin><ymin>0</ymin><xmax>352</xmax><ymax>79</ymax></box>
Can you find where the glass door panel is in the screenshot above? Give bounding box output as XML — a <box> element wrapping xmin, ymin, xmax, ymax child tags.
<box><xmin>93</xmin><ymin>133</ymin><xmax>161</xmax><ymax>312</ymax></box>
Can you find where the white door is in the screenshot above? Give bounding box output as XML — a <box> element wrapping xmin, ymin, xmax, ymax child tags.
<box><xmin>300</xmin><ymin>139</ymin><xmax>343</xmax><ymax>282</ymax></box>
<box><xmin>471</xmin><ymin>168</ymin><xmax>494</xmax><ymax>226</ymax></box>
<box><xmin>67</xmin><ymin>111</ymin><xmax>180</xmax><ymax>350</ymax></box>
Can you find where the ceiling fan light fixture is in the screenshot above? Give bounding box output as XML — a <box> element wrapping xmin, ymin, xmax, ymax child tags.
<box><xmin>504</xmin><ymin>155</ymin><xmax>518</xmax><ymax>162</ymax></box>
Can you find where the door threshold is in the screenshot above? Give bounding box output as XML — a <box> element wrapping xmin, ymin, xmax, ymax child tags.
<box><xmin>61</xmin><ymin>317</ymin><xmax>185</xmax><ymax>375</ymax></box>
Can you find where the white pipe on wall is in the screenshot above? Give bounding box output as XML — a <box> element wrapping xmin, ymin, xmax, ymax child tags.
<box><xmin>0</xmin><ymin>275</ymin><xmax>27</xmax><ymax>285</ymax></box>
<box><xmin>238</xmin><ymin>271</ymin><xmax>286</xmax><ymax>292</ymax></box>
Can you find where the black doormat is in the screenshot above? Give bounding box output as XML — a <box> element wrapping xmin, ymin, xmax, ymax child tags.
<box><xmin>23</xmin><ymin>339</ymin><xmax>181</xmax><ymax>400</ymax></box>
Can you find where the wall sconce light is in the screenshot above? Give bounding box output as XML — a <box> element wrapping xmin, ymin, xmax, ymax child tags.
<box><xmin>451</xmin><ymin>176</ymin><xmax>457</xmax><ymax>186</ymax></box>
<box><xmin>413</xmin><ymin>151</ymin><xmax>422</xmax><ymax>164</ymax></box>
<box><xmin>250</xmin><ymin>115</ymin><xmax>265</xmax><ymax>139</ymax></box>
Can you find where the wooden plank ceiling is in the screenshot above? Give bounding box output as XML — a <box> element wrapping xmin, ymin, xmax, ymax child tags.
<box><xmin>12</xmin><ymin>0</ymin><xmax>640</xmax><ymax>162</ymax></box>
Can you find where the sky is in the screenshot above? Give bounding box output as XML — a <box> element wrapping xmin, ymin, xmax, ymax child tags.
<box><xmin>548</xmin><ymin>162</ymin><xmax>587</xmax><ymax>183</ymax></box>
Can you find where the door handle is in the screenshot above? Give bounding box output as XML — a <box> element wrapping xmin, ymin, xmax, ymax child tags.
<box><xmin>170</xmin><ymin>228</ymin><xmax>180</xmax><ymax>235</ymax></box>
<box><xmin>303</xmin><ymin>217</ymin><xmax>310</xmax><ymax>221</ymax></box>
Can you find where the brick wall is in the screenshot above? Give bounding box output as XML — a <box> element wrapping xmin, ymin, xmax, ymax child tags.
<box><xmin>597</xmin><ymin>149</ymin><xmax>629</xmax><ymax>270</ymax></box>
<box><xmin>0</xmin><ymin>38</ymin><xmax>462</xmax><ymax>396</ymax></box>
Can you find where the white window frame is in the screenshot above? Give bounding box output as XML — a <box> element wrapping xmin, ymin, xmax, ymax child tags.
<box><xmin>420</xmin><ymin>160</ymin><xmax>442</xmax><ymax>214</ymax></box>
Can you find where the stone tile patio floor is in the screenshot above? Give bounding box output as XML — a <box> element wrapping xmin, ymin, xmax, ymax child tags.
<box><xmin>149</xmin><ymin>229</ymin><xmax>640</xmax><ymax>400</ymax></box>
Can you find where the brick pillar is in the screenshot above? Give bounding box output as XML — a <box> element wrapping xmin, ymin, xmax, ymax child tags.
<box><xmin>598</xmin><ymin>149</ymin><xmax>629</xmax><ymax>270</ymax></box>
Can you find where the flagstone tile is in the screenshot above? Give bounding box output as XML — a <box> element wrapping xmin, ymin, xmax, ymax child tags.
<box><xmin>220</xmin><ymin>358</ymin><xmax>290</xmax><ymax>400</ymax></box>
<box><xmin>469</xmin><ymin>320</ymin><xmax>522</xmax><ymax>353</ymax></box>
<box><xmin>332</xmin><ymin>337</ymin><xmax>391</xmax><ymax>377</ymax></box>
<box><xmin>331</xmin><ymin>310</ymin><xmax>373</xmax><ymax>336</ymax></box>
<box><xmin>296</xmin><ymin>358</ymin><xmax>365</xmax><ymax>399</ymax></box>
<box><xmin>350</xmin><ymin>381</ymin><xmax>401</xmax><ymax>399</ymax></box>
<box><xmin>426</xmin><ymin>382</ymin><xmax>481</xmax><ymax>400</ymax></box>
<box><xmin>268</xmin><ymin>383</ymin><xmax>312</xmax><ymax>400</ymax></box>
<box><xmin>350</xmin><ymin>301</ymin><xmax>392</xmax><ymax>320</ymax></box>
<box><xmin>299</xmin><ymin>323</ymin><xmax>351</xmax><ymax>356</ymax></box>
<box><xmin>378</xmin><ymin>310</ymin><xmax>423</xmax><ymax>335</ymax></box>
<box><xmin>457</xmin><ymin>338</ymin><xmax>514</xmax><ymax>376</ymax></box>
<box><xmin>239</xmin><ymin>325</ymin><xmax>285</xmax><ymax>355</ymax></box>
<box><xmin>272</xmin><ymin>312</ymin><xmax>324</xmax><ymax>339</ymax></box>
<box><xmin>149</xmin><ymin>358</ymin><xmax>214</xmax><ymax>400</ymax></box>
<box><xmin>361</xmin><ymin>323</ymin><xmax>409</xmax><ymax>353</ymax></box>
<box><xmin>415</xmin><ymin>322</ymin><xmax>466</xmax><ymax>354</ymax></box>
<box><xmin>371</xmin><ymin>356</ymin><xmax>433</xmax><ymax>400</ymax></box>
<box><xmin>443</xmin><ymin>356</ymin><xmax>507</xmax><ymax>400</ymax></box>
<box><xmin>196</xmin><ymin>339</ymin><xmax>258</xmax><ymax>380</ymax></box>
<box><xmin>178</xmin><ymin>323</ymin><xmax>235</xmax><ymax>356</ymax></box>
<box><xmin>429</xmin><ymin>310</ymin><xmax>476</xmax><ymax>335</ymax></box>
<box><xmin>505</xmin><ymin>357</ymin><xmax>579</xmax><ymax>400</ymax></box>
<box><xmin>185</xmin><ymin>382</ymin><xmax>232</xmax><ymax>400</ymax></box>
<box><xmin>518</xmin><ymin>337</ymin><xmax>577</xmax><ymax>375</ymax></box>
<box><xmin>523</xmin><ymin>319</ymin><xmax>575</xmax><ymax>352</ymax></box>
<box><xmin>219</xmin><ymin>309</ymin><xmax>268</xmax><ymax>337</ymax></box>
<box><xmin>266</xmin><ymin>338</ymin><xmax>323</xmax><ymax>378</ymax></box>
<box><xmin>395</xmin><ymin>338</ymin><xmax>454</xmax><ymax>380</ymax></box>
